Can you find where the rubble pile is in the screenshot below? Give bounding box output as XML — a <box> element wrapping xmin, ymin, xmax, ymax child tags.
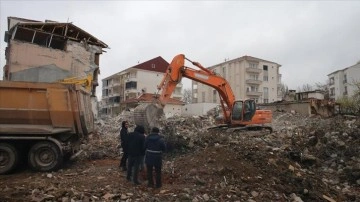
<box><xmin>0</xmin><ymin>111</ymin><xmax>359</xmax><ymax>201</ymax></box>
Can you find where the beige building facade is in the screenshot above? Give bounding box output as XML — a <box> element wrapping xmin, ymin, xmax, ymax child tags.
<box><xmin>192</xmin><ymin>56</ymin><xmax>282</xmax><ymax>104</ymax></box>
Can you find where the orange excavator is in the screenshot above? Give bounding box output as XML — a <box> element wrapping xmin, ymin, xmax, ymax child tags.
<box><xmin>134</xmin><ymin>54</ymin><xmax>273</xmax><ymax>133</ymax></box>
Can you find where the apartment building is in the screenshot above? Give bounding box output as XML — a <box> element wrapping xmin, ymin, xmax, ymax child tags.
<box><xmin>328</xmin><ymin>62</ymin><xmax>360</xmax><ymax>100</ymax></box>
<box><xmin>192</xmin><ymin>56</ymin><xmax>282</xmax><ymax>104</ymax></box>
<box><xmin>101</xmin><ymin>56</ymin><xmax>183</xmax><ymax>116</ymax></box>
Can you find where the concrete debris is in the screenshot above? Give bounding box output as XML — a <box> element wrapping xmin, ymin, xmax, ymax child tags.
<box><xmin>0</xmin><ymin>110</ymin><xmax>359</xmax><ymax>201</ymax></box>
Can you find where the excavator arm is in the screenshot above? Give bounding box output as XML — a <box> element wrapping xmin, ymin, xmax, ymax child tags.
<box><xmin>157</xmin><ymin>54</ymin><xmax>235</xmax><ymax>124</ymax></box>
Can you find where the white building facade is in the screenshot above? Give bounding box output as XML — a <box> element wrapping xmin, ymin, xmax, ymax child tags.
<box><xmin>328</xmin><ymin>62</ymin><xmax>360</xmax><ymax>100</ymax></box>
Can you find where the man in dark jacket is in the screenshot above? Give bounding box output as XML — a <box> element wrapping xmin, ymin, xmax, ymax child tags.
<box><xmin>119</xmin><ymin>121</ymin><xmax>129</xmax><ymax>171</ymax></box>
<box><xmin>127</xmin><ymin>125</ymin><xmax>146</xmax><ymax>185</ymax></box>
<box><xmin>144</xmin><ymin>127</ymin><xmax>166</xmax><ymax>188</ymax></box>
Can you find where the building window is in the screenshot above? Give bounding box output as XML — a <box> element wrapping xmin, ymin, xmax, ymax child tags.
<box><xmin>152</xmin><ymin>64</ymin><xmax>155</xmax><ymax>68</ymax></box>
<box><xmin>263</xmin><ymin>87</ymin><xmax>269</xmax><ymax>97</ymax></box>
<box><xmin>329</xmin><ymin>77</ymin><xmax>335</xmax><ymax>85</ymax></box>
<box><xmin>344</xmin><ymin>86</ymin><xmax>348</xmax><ymax>95</ymax></box>
<box><xmin>263</xmin><ymin>76</ymin><xmax>268</xmax><ymax>81</ymax></box>
<box><xmin>201</xmin><ymin>92</ymin><xmax>205</xmax><ymax>102</ymax></box>
<box><xmin>125</xmin><ymin>81</ymin><xmax>137</xmax><ymax>89</ymax></box>
<box><xmin>249</xmin><ymin>74</ymin><xmax>259</xmax><ymax>80</ymax></box>
<box><xmin>247</xmin><ymin>86</ymin><xmax>258</xmax><ymax>92</ymax></box>
<box><xmin>343</xmin><ymin>74</ymin><xmax>347</xmax><ymax>84</ymax></box>
<box><xmin>263</xmin><ymin>65</ymin><xmax>268</xmax><ymax>71</ymax></box>
<box><xmin>330</xmin><ymin>87</ymin><xmax>335</xmax><ymax>96</ymax></box>
<box><xmin>222</xmin><ymin>67</ymin><xmax>226</xmax><ymax>78</ymax></box>
<box><xmin>264</xmin><ymin>99</ymin><xmax>269</xmax><ymax>103</ymax></box>
<box><xmin>249</xmin><ymin>63</ymin><xmax>258</xmax><ymax>68</ymax></box>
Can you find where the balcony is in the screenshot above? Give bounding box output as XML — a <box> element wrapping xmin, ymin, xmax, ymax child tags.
<box><xmin>246</xmin><ymin>79</ymin><xmax>262</xmax><ymax>85</ymax></box>
<box><xmin>125</xmin><ymin>88</ymin><xmax>137</xmax><ymax>94</ymax></box>
<box><xmin>109</xmin><ymin>92</ymin><xmax>120</xmax><ymax>97</ymax></box>
<box><xmin>126</xmin><ymin>77</ymin><xmax>138</xmax><ymax>82</ymax></box>
<box><xmin>246</xmin><ymin>90</ymin><xmax>262</xmax><ymax>96</ymax></box>
<box><xmin>112</xmin><ymin>81</ymin><xmax>121</xmax><ymax>87</ymax></box>
<box><xmin>246</xmin><ymin>67</ymin><xmax>262</xmax><ymax>74</ymax></box>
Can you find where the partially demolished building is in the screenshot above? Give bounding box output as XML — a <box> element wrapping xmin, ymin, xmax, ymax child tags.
<box><xmin>2</xmin><ymin>16</ymin><xmax>108</xmax><ymax>98</ymax></box>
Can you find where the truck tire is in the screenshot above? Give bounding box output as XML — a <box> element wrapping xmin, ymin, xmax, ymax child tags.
<box><xmin>28</xmin><ymin>141</ymin><xmax>63</xmax><ymax>172</ymax></box>
<box><xmin>0</xmin><ymin>143</ymin><xmax>19</xmax><ymax>174</ymax></box>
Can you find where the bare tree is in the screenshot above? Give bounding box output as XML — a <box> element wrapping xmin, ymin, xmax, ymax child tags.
<box><xmin>297</xmin><ymin>84</ymin><xmax>313</xmax><ymax>92</ymax></box>
<box><xmin>279</xmin><ymin>83</ymin><xmax>288</xmax><ymax>100</ymax></box>
<box><xmin>315</xmin><ymin>81</ymin><xmax>329</xmax><ymax>99</ymax></box>
<box><xmin>182</xmin><ymin>88</ymin><xmax>192</xmax><ymax>104</ymax></box>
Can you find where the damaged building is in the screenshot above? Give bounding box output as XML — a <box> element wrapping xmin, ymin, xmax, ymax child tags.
<box><xmin>2</xmin><ymin>16</ymin><xmax>108</xmax><ymax>99</ymax></box>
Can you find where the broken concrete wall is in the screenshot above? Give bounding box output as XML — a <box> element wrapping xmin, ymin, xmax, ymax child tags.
<box><xmin>260</xmin><ymin>102</ymin><xmax>310</xmax><ymax>116</ymax></box>
<box><xmin>66</xmin><ymin>40</ymin><xmax>100</xmax><ymax>77</ymax></box>
<box><xmin>261</xmin><ymin>100</ymin><xmax>337</xmax><ymax>118</ymax></box>
<box><xmin>164</xmin><ymin>104</ymin><xmax>183</xmax><ymax>118</ymax></box>
<box><xmin>8</xmin><ymin>40</ymin><xmax>97</xmax><ymax>82</ymax></box>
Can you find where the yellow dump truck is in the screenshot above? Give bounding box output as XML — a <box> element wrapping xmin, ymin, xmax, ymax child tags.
<box><xmin>0</xmin><ymin>80</ymin><xmax>94</xmax><ymax>174</ymax></box>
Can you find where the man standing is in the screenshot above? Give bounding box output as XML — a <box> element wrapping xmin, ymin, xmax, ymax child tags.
<box><xmin>144</xmin><ymin>127</ymin><xmax>166</xmax><ymax>188</ymax></box>
<box><xmin>127</xmin><ymin>125</ymin><xmax>146</xmax><ymax>185</ymax></box>
<box><xmin>119</xmin><ymin>121</ymin><xmax>129</xmax><ymax>171</ymax></box>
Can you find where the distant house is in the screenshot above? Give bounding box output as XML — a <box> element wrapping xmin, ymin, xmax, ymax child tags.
<box><xmin>295</xmin><ymin>90</ymin><xmax>325</xmax><ymax>101</ymax></box>
<box><xmin>101</xmin><ymin>56</ymin><xmax>183</xmax><ymax>116</ymax></box>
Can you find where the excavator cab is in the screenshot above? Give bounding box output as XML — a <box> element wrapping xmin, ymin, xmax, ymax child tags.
<box><xmin>231</xmin><ymin>99</ymin><xmax>256</xmax><ymax>122</ymax></box>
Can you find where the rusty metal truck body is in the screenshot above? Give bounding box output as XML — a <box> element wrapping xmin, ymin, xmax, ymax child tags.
<box><xmin>0</xmin><ymin>80</ymin><xmax>94</xmax><ymax>174</ymax></box>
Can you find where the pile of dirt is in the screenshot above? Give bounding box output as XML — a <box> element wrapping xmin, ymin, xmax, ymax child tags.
<box><xmin>0</xmin><ymin>111</ymin><xmax>359</xmax><ymax>201</ymax></box>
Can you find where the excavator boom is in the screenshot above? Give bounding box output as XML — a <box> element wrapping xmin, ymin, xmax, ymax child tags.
<box><xmin>157</xmin><ymin>54</ymin><xmax>236</xmax><ymax>124</ymax></box>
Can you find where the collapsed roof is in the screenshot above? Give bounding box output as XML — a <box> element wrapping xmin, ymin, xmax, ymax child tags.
<box><xmin>6</xmin><ymin>16</ymin><xmax>108</xmax><ymax>49</ymax></box>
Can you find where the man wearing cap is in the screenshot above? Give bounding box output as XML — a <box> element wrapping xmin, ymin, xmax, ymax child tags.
<box><xmin>144</xmin><ymin>127</ymin><xmax>166</xmax><ymax>188</ymax></box>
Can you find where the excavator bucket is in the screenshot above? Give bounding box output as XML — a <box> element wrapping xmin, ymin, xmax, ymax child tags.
<box><xmin>133</xmin><ymin>103</ymin><xmax>164</xmax><ymax>133</ymax></box>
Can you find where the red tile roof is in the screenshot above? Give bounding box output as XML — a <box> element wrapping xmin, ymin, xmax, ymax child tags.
<box><xmin>121</xmin><ymin>93</ymin><xmax>184</xmax><ymax>105</ymax></box>
<box><xmin>130</xmin><ymin>56</ymin><xmax>169</xmax><ymax>73</ymax></box>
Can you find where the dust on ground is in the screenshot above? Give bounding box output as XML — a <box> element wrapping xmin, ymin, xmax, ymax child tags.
<box><xmin>0</xmin><ymin>111</ymin><xmax>359</xmax><ymax>202</ymax></box>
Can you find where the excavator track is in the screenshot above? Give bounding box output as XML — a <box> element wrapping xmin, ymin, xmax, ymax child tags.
<box><xmin>208</xmin><ymin>125</ymin><xmax>273</xmax><ymax>133</ymax></box>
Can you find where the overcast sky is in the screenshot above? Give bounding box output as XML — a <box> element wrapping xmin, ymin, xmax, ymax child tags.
<box><xmin>1</xmin><ymin>1</ymin><xmax>360</xmax><ymax>98</ymax></box>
